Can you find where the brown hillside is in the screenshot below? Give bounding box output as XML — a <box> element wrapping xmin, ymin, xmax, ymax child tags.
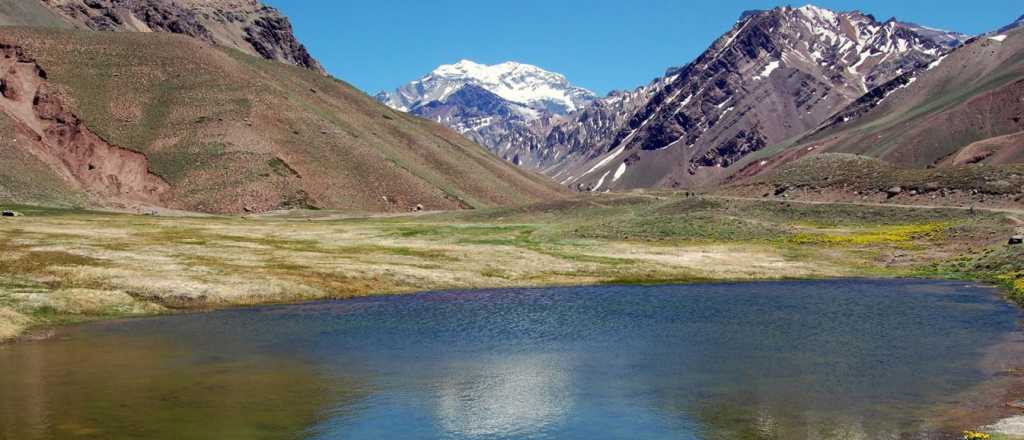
<box><xmin>738</xmin><ymin>27</ymin><xmax>1024</xmax><ymax>177</ymax></box>
<box><xmin>0</xmin><ymin>27</ymin><xmax>564</xmax><ymax>213</ymax></box>
<box><xmin>941</xmin><ymin>131</ymin><xmax>1024</xmax><ymax>166</ymax></box>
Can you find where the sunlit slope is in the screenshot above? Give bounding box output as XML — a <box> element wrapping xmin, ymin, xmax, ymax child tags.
<box><xmin>788</xmin><ymin>27</ymin><xmax>1024</xmax><ymax>167</ymax></box>
<box><xmin>0</xmin><ymin>0</ymin><xmax>71</xmax><ymax>28</ymax></box>
<box><xmin>0</xmin><ymin>27</ymin><xmax>563</xmax><ymax>212</ymax></box>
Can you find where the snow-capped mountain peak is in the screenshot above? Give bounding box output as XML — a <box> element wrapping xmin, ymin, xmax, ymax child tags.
<box><xmin>376</xmin><ymin>60</ymin><xmax>598</xmax><ymax>169</ymax></box>
<box><xmin>380</xmin><ymin>4</ymin><xmax>970</xmax><ymax>193</ymax></box>
<box><xmin>379</xmin><ymin>60</ymin><xmax>596</xmax><ymax>115</ymax></box>
<box><xmin>796</xmin><ymin>4</ymin><xmax>839</xmax><ymax>24</ymax></box>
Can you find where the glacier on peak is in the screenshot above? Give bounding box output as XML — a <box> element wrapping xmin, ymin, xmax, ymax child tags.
<box><xmin>378</xmin><ymin>59</ymin><xmax>596</xmax><ymax>117</ymax></box>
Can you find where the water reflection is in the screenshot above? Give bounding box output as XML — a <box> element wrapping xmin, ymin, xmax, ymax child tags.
<box><xmin>436</xmin><ymin>354</ymin><xmax>571</xmax><ymax>437</ymax></box>
<box><xmin>684</xmin><ymin>390</ymin><xmax>946</xmax><ymax>440</ymax></box>
<box><xmin>0</xmin><ymin>329</ymin><xmax>364</xmax><ymax>440</ymax></box>
<box><xmin>0</xmin><ymin>280</ymin><xmax>1018</xmax><ymax>439</ymax></box>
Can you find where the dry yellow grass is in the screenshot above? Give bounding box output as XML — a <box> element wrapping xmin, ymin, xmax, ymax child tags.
<box><xmin>0</xmin><ymin>307</ymin><xmax>28</xmax><ymax>340</ymax></box>
<box><xmin>0</xmin><ymin>194</ymin><xmax>1017</xmax><ymax>341</ymax></box>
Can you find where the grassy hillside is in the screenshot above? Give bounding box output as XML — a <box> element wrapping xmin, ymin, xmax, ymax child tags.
<box><xmin>0</xmin><ymin>27</ymin><xmax>564</xmax><ymax>213</ymax></box>
<box><xmin>0</xmin><ymin>0</ymin><xmax>71</xmax><ymax>28</ymax></box>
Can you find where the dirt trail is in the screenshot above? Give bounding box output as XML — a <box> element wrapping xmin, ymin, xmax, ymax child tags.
<box><xmin>707</xmin><ymin>195</ymin><xmax>1024</xmax><ymax>216</ymax></box>
<box><xmin>1008</xmin><ymin>215</ymin><xmax>1024</xmax><ymax>234</ymax></box>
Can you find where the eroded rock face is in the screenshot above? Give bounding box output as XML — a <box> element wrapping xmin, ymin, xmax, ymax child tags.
<box><xmin>39</xmin><ymin>0</ymin><xmax>324</xmax><ymax>73</ymax></box>
<box><xmin>0</xmin><ymin>43</ymin><xmax>169</xmax><ymax>206</ymax></box>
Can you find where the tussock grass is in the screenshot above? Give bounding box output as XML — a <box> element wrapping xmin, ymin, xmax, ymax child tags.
<box><xmin>0</xmin><ymin>193</ymin><xmax>1019</xmax><ymax>341</ymax></box>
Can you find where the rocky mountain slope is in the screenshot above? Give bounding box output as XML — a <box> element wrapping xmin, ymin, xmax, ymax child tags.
<box><xmin>380</xmin><ymin>5</ymin><xmax>966</xmax><ymax>192</ymax></box>
<box><xmin>0</xmin><ymin>27</ymin><xmax>563</xmax><ymax>212</ymax></box>
<box><xmin>735</xmin><ymin>24</ymin><xmax>1024</xmax><ymax>178</ymax></box>
<box><xmin>552</xmin><ymin>5</ymin><xmax>955</xmax><ymax>191</ymax></box>
<box><xmin>897</xmin><ymin>22</ymin><xmax>970</xmax><ymax>48</ymax></box>
<box><xmin>379</xmin><ymin>60</ymin><xmax>596</xmax><ymax>114</ymax></box>
<box><xmin>377</xmin><ymin>60</ymin><xmax>596</xmax><ymax>167</ymax></box>
<box><xmin>0</xmin><ymin>0</ymin><xmax>324</xmax><ymax>73</ymax></box>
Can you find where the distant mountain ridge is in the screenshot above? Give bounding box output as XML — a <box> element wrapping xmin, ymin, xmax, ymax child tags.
<box><xmin>379</xmin><ymin>4</ymin><xmax>974</xmax><ymax>192</ymax></box>
<box><xmin>0</xmin><ymin>0</ymin><xmax>325</xmax><ymax>73</ymax></box>
<box><xmin>376</xmin><ymin>60</ymin><xmax>598</xmax><ymax>167</ymax></box>
<box><xmin>999</xmin><ymin>14</ymin><xmax>1024</xmax><ymax>33</ymax></box>
<box><xmin>897</xmin><ymin>21</ymin><xmax>970</xmax><ymax>47</ymax></box>
<box><xmin>539</xmin><ymin>4</ymin><xmax>957</xmax><ymax>191</ymax></box>
<box><xmin>378</xmin><ymin>60</ymin><xmax>596</xmax><ymax>114</ymax></box>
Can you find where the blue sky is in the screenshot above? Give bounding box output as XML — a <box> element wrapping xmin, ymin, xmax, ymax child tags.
<box><xmin>265</xmin><ymin>0</ymin><xmax>1022</xmax><ymax>96</ymax></box>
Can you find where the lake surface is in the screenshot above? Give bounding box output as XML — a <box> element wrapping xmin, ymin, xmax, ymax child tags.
<box><xmin>1</xmin><ymin>279</ymin><xmax>1020</xmax><ymax>439</ymax></box>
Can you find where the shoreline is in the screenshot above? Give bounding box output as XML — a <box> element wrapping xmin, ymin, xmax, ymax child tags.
<box><xmin>2</xmin><ymin>195</ymin><xmax>1021</xmax><ymax>341</ymax></box>
<box><xmin>1</xmin><ymin>195</ymin><xmax>1021</xmax><ymax>436</ymax></box>
<box><xmin>6</xmin><ymin>276</ymin><xmax>1023</xmax><ymax>439</ymax></box>
<box><xmin>6</xmin><ymin>271</ymin><xmax>1009</xmax><ymax>345</ymax></box>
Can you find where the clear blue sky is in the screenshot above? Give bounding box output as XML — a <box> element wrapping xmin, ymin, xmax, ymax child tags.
<box><xmin>265</xmin><ymin>0</ymin><xmax>1022</xmax><ymax>96</ymax></box>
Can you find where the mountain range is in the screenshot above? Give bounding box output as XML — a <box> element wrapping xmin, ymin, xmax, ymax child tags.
<box><xmin>0</xmin><ymin>0</ymin><xmax>1022</xmax><ymax>214</ymax></box>
<box><xmin>560</xmin><ymin>5</ymin><xmax>958</xmax><ymax>191</ymax></box>
<box><xmin>381</xmin><ymin>5</ymin><xmax>1022</xmax><ymax>193</ymax></box>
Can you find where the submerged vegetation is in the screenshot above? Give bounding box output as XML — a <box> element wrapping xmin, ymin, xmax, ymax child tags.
<box><xmin>0</xmin><ymin>194</ymin><xmax>1021</xmax><ymax>341</ymax></box>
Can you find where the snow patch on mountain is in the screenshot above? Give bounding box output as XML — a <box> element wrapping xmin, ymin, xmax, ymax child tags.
<box><xmin>378</xmin><ymin>60</ymin><xmax>596</xmax><ymax>116</ymax></box>
<box><xmin>613</xmin><ymin>162</ymin><xmax>628</xmax><ymax>182</ymax></box>
<box><xmin>753</xmin><ymin>61</ymin><xmax>781</xmax><ymax>80</ymax></box>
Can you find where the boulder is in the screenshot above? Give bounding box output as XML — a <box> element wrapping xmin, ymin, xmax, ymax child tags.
<box><xmin>1010</xmin><ymin>235</ymin><xmax>1023</xmax><ymax>246</ymax></box>
<box><xmin>1</xmin><ymin>210</ymin><xmax>17</xmax><ymax>217</ymax></box>
<box><xmin>885</xmin><ymin>186</ymin><xmax>903</xmax><ymax>198</ymax></box>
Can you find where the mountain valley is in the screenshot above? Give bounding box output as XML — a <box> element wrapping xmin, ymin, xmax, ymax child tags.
<box><xmin>381</xmin><ymin>5</ymin><xmax>1024</xmax><ymax>198</ymax></box>
<box><xmin>1</xmin><ymin>4</ymin><xmax>1024</xmax><ymax>437</ymax></box>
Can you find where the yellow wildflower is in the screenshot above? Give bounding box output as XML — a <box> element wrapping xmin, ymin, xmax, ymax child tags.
<box><xmin>962</xmin><ymin>430</ymin><xmax>991</xmax><ymax>440</ymax></box>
